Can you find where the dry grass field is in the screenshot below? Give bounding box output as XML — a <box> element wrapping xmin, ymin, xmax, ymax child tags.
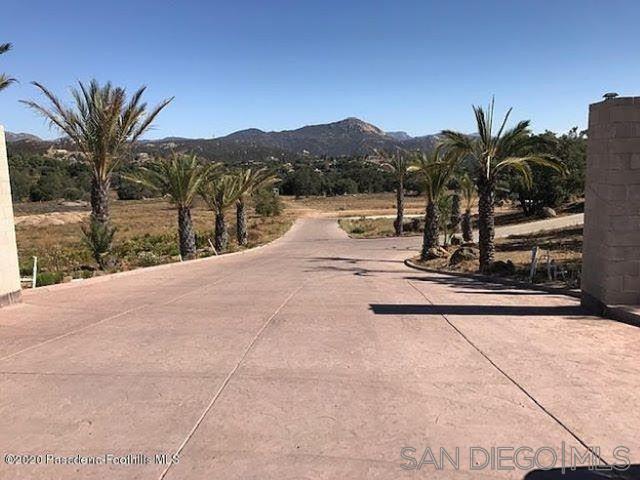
<box><xmin>283</xmin><ymin>192</ymin><xmax>426</xmax><ymax>217</ymax></box>
<box><xmin>15</xmin><ymin>197</ymin><xmax>294</xmax><ymax>285</ymax></box>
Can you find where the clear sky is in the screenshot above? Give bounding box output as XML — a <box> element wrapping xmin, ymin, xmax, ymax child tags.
<box><xmin>1</xmin><ymin>0</ymin><xmax>639</xmax><ymax>139</ymax></box>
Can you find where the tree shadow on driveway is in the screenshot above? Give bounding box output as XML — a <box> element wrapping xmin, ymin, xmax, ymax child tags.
<box><xmin>405</xmin><ymin>275</ymin><xmax>577</xmax><ymax>297</ymax></box>
<box><xmin>369</xmin><ymin>304</ymin><xmax>587</xmax><ymax>316</ymax></box>
<box><xmin>305</xmin><ymin>256</ymin><xmax>407</xmax><ymax>276</ymax></box>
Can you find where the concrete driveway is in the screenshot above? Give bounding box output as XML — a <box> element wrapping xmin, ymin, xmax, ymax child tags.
<box><xmin>0</xmin><ymin>217</ymin><xmax>637</xmax><ymax>479</ymax></box>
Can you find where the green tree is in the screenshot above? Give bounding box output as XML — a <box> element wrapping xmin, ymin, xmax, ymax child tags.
<box><xmin>254</xmin><ymin>189</ymin><xmax>282</xmax><ymax>217</ymax></box>
<box><xmin>510</xmin><ymin>128</ymin><xmax>586</xmax><ymax>215</ymax></box>
<box><xmin>441</xmin><ymin>99</ymin><xmax>565</xmax><ymax>272</ymax></box>
<box><xmin>410</xmin><ymin>146</ymin><xmax>458</xmax><ymax>260</ymax></box>
<box><xmin>127</xmin><ymin>155</ymin><xmax>213</xmax><ymax>260</ymax></box>
<box><xmin>380</xmin><ymin>149</ymin><xmax>411</xmax><ymax>236</ymax></box>
<box><xmin>22</xmin><ymin>80</ymin><xmax>173</xmax><ymax>260</ymax></box>
<box><xmin>0</xmin><ymin>43</ymin><xmax>16</xmax><ymax>92</ymax></box>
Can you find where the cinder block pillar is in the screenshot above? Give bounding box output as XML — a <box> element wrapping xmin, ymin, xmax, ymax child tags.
<box><xmin>582</xmin><ymin>97</ymin><xmax>640</xmax><ymax>309</ymax></box>
<box><xmin>0</xmin><ymin>125</ymin><xmax>21</xmax><ymax>306</ymax></box>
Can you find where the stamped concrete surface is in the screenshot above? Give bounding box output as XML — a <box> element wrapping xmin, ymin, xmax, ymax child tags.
<box><xmin>0</xmin><ymin>217</ymin><xmax>637</xmax><ymax>480</ymax></box>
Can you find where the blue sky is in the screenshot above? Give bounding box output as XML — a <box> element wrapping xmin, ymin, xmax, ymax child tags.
<box><xmin>1</xmin><ymin>0</ymin><xmax>639</xmax><ymax>139</ymax></box>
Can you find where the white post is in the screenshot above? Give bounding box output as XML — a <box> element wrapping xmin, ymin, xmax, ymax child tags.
<box><xmin>32</xmin><ymin>256</ymin><xmax>38</xmax><ymax>288</ymax></box>
<box><xmin>529</xmin><ymin>246</ymin><xmax>539</xmax><ymax>283</ymax></box>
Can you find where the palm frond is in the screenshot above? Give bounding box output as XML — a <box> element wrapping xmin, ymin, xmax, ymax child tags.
<box><xmin>199</xmin><ymin>172</ymin><xmax>244</xmax><ymax>213</ymax></box>
<box><xmin>0</xmin><ymin>74</ymin><xmax>16</xmax><ymax>92</ymax></box>
<box><xmin>127</xmin><ymin>154</ymin><xmax>214</xmax><ymax>208</ymax></box>
<box><xmin>459</xmin><ymin>173</ymin><xmax>475</xmax><ymax>210</ymax></box>
<box><xmin>22</xmin><ymin>80</ymin><xmax>173</xmax><ymax>179</ymax></box>
<box><xmin>494</xmin><ymin>154</ymin><xmax>565</xmax><ymax>188</ymax></box>
<box><xmin>410</xmin><ymin>146</ymin><xmax>459</xmax><ymax>201</ymax></box>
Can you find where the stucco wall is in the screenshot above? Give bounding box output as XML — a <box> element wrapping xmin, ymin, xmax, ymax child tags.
<box><xmin>582</xmin><ymin>97</ymin><xmax>640</xmax><ymax>307</ymax></box>
<box><xmin>0</xmin><ymin>125</ymin><xmax>21</xmax><ymax>306</ymax></box>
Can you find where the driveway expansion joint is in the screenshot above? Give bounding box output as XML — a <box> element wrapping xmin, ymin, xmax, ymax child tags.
<box><xmin>406</xmin><ymin>279</ymin><xmax>609</xmax><ymax>466</ymax></box>
<box><xmin>158</xmin><ymin>282</ymin><xmax>306</xmax><ymax>480</ymax></box>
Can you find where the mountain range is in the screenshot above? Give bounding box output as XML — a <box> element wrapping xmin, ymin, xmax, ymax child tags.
<box><xmin>5</xmin><ymin>117</ymin><xmax>440</xmax><ymax>160</ymax></box>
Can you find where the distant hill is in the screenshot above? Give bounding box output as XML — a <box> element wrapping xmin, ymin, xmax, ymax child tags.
<box><xmin>5</xmin><ymin>132</ymin><xmax>43</xmax><ymax>142</ymax></box>
<box><xmin>385</xmin><ymin>131</ymin><xmax>412</xmax><ymax>141</ymax></box>
<box><xmin>5</xmin><ymin>117</ymin><xmax>439</xmax><ymax>161</ymax></box>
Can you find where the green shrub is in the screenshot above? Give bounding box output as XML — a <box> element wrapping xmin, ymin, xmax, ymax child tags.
<box><xmin>81</xmin><ymin>220</ymin><xmax>117</xmax><ymax>269</ymax></box>
<box><xmin>254</xmin><ymin>189</ymin><xmax>282</xmax><ymax>217</ymax></box>
<box><xmin>36</xmin><ymin>271</ymin><xmax>64</xmax><ymax>286</ymax></box>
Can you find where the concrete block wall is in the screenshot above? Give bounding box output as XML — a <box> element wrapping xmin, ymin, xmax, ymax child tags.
<box><xmin>582</xmin><ymin>97</ymin><xmax>640</xmax><ymax>307</ymax></box>
<box><xmin>0</xmin><ymin>125</ymin><xmax>21</xmax><ymax>306</ymax></box>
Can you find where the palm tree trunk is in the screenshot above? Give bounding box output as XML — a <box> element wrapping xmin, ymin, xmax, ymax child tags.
<box><xmin>421</xmin><ymin>199</ymin><xmax>439</xmax><ymax>260</ymax></box>
<box><xmin>178</xmin><ymin>206</ymin><xmax>196</xmax><ymax>260</ymax></box>
<box><xmin>450</xmin><ymin>193</ymin><xmax>461</xmax><ymax>234</ymax></box>
<box><xmin>236</xmin><ymin>199</ymin><xmax>248</xmax><ymax>246</ymax></box>
<box><xmin>462</xmin><ymin>209</ymin><xmax>473</xmax><ymax>242</ymax></box>
<box><xmin>90</xmin><ymin>175</ymin><xmax>111</xmax><ymax>226</ymax></box>
<box><xmin>394</xmin><ymin>178</ymin><xmax>404</xmax><ymax>236</ymax></box>
<box><xmin>214</xmin><ymin>210</ymin><xmax>228</xmax><ymax>252</ymax></box>
<box><xmin>477</xmin><ymin>179</ymin><xmax>495</xmax><ymax>272</ymax></box>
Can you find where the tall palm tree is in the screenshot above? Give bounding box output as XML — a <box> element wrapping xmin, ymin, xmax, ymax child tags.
<box><xmin>127</xmin><ymin>155</ymin><xmax>214</xmax><ymax>260</ymax></box>
<box><xmin>410</xmin><ymin>146</ymin><xmax>458</xmax><ymax>260</ymax></box>
<box><xmin>380</xmin><ymin>149</ymin><xmax>411</xmax><ymax>236</ymax></box>
<box><xmin>199</xmin><ymin>173</ymin><xmax>243</xmax><ymax>252</ymax></box>
<box><xmin>0</xmin><ymin>43</ymin><xmax>16</xmax><ymax>92</ymax></box>
<box><xmin>21</xmin><ymin>80</ymin><xmax>173</xmax><ymax>232</ymax></box>
<box><xmin>234</xmin><ymin>167</ymin><xmax>278</xmax><ymax>246</ymax></box>
<box><xmin>441</xmin><ymin>99</ymin><xmax>565</xmax><ymax>272</ymax></box>
<box><xmin>459</xmin><ymin>173</ymin><xmax>475</xmax><ymax>243</ymax></box>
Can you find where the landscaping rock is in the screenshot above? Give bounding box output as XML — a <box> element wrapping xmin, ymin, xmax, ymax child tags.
<box><xmin>403</xmin><ymin>217</ymin><xmax>424</xmax><ymax>233</ymax></box>
<box><xmin>449</xmin><ymin>246</ymin><xmax>479</xmax><ymax>265</ymax></box>
<box><xmin>58</xmin><ymin>200</ymin><xmax>89</xmax><ymax>207</ymax></box>
<box><xmin>488</xmin><ymin>260</ymin><xmax>516</xmax><ymax>276</ymax></box>
<box><xmin>425</xmin><ymin>246</ymin><xmax>449</xmax><ymax>260</ymax></box>
<box><xmin>542</xmin><ymin>207</ymin><xmax>557</xmax><ymax>218</ymax></box>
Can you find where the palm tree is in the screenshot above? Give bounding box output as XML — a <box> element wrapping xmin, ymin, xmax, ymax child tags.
<box><xmin>0</xmin><ymin>43</ymin><xmax>16</xmax><ymax>92</ymax></box>
<box><xmin>459</xmin><ymin>174</ymin><xmax>475</xmax><ymax>243</ymax></box>
<box><xmin>449</xmin><ymin>191</ymin><xmax>461</xmax><ymax>236</ymax></box>
<box><xmin>441</xmin><ymin>98</ymin><xmax>565</xmax><ymax>272</ymax></box>
<box><xmin>21</xmin><ymin>80</ymin><xmax>173</xmax><ymax>234</ymax></box>
<box><xmin>199</xmin><ymin>173</ymin><xmax>243</xmax><ymax>252</ymax></box>
<box><xmin>127</xmin><ymin>155</ymin><xmax>214</xmax><ymax>260</ymax></box>
<box><xmin>380</xmin><ymin>149</ymin><xmax>411</xmax><ymax>236</ymax></box>
<box><xmin>234</xmin><ymin>167</ymin><xmax>278</xmax><ymax>246</ymax></box>
<box><xmin>410</xmin><ymin>146</ymin><xmax>458</xmax><ymax>260</ymax></box>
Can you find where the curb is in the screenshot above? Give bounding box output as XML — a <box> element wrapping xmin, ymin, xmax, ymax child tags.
<box><xmin>22</xmin><ymin>218</ymin><xmax>299</xmax><ymax>296</ymax></box>
<box><xmin>403</xmin><ymin>258</ymin><xmax>581</xmax><ymax>299</ymax></box>
<box><xmin>404</xmin><ymin>259</ymin><xmax>640</xmax><ymax>328</ymax></box>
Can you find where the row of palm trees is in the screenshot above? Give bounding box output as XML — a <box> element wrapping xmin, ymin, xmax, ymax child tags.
<box><xmin>129</xmin><ymin>157</ymin><xmax>276</xmax><ymax>260</ymax></box>
<box><xmin>18</xmin><ymin>79</ymin><xmax>275</xmax><ymax>266</ymax></box>
<box><xmin>384</xmin><ymin>99</ymin><xmax>566</xmax><ymax>273</ymax></box>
